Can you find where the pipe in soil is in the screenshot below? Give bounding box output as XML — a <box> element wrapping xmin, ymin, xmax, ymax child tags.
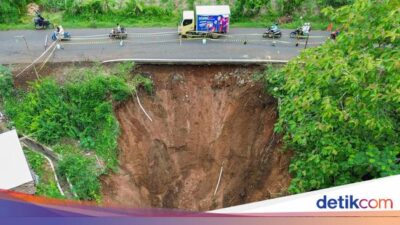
<box><xmin>213</xmin><ymin>162</ymin><xmax>224</xmax><ymax>197</ymax></box>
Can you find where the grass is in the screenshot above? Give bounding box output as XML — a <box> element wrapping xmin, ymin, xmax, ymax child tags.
<box><xmin>0</xmin><ymin>11</ymin><xmax>179</xmax><ymax>30</ymax></box>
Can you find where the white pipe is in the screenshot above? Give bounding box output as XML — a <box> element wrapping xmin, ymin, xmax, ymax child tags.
<box><xmin>66</xmin><ymin>177</ymin><xmax>78</xmax><ymax>198</ymax></box>
<box><xmin>21</xmin><ymin>143</ymin><xmax>64</xmax><ymax>196</ymax></box>
<box><xmin>42</xmin><ymin>154</ymin><xmax>65</xmax><ymax>196</ymax></box>
<box><xmin>214</xmin><ymin>162</ymin><xmax>224</xmax><ymax>197</ymax></box>
<box><xmin>135</xmin><ymin>94</ymin><xmax>153</xmax><ymax>122</ymax></box>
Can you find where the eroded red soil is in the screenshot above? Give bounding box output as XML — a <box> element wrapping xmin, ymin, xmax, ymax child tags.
<box><xmin>101</xmin><ymin>65</ymin><xmax>291</xmax><ymax>211</ymax></box>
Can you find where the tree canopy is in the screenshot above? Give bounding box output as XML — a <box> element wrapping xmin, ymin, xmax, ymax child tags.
<box><xmin>265</xmin><ymin>0</ymin><xmax>400</xmax><ymax>193</ymax></box>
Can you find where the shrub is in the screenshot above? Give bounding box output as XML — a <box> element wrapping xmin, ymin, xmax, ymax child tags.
<box><xmin>5</xmin><ymin>64</ymin><xmax>154</xmax><ymax>200</ymax></box>
<box><xmin>0</xmin><ymin>65</ymin><xmax>13</xmax><ymax>101</ymax></box>
<box><xmin>24</xmin><ymin>150</ymin><xmax>64</xmax><ymax>199</ymax></box>
<box><xmin>4</xmin><ymin>70</ymin><xmax>132</xmax><ymax>169</ymax></box>
<box><xmin>58</xmin><ymin>151</ymin><xmax>100</xmax><ymax>201</ymax></box>
<box><xmin>0</xmin><ymin>0</ymin><xmax>29</xmax><ymax>23</ymax></box>
<box><xmin>142</xmin><ymin>5</ymin><xmax>173</xmax><ymax>17</ymax></box>
<box><xmin>132</xmin><ymin>75</ymin><xmax>153</xmax><ymax>95</ymax></box>
<box><xmin>265</xmin><ymin>0</ymin><xmax>400</xmax><ymax>193</ymax></box>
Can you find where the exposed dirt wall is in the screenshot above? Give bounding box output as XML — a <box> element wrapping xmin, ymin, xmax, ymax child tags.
<box><xmin>101</xmin><ymin>65</ymin><xmax>291</xmax><ymax>211</ymax></box>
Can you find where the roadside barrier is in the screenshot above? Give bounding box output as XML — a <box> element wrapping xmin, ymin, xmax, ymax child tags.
<box><xmin>16</xmin><ymin>41</ymin><xmax>57</xmax><ymax>77</ymax></box>
<box><xmin>61</xmin><ymin>32</ymin><xmax>328</xmax><ymax>46</ymax></box>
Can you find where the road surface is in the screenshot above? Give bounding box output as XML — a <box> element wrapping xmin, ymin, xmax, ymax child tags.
<box><xmin>0</xmin><ymin>28</ymin><xmax>329</xmax><ymax>64</ymax></box>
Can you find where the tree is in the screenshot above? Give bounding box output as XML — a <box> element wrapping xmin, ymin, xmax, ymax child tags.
<box><xmin>0</xmin><ymin>0</ymin><xmax>29</xmax><ymax>23</ymax></box>
<box><xmin>265</xmin><ymin>0</ymin><xmax>400</xmax><ymax>193</ymax></box>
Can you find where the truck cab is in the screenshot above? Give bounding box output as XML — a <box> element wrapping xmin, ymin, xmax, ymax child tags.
<box><xmin>178</xmin><ymin>10</ymin><xmax>195</xmax><ymax>37</ymax></box>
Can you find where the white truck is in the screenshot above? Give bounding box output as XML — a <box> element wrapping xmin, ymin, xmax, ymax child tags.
<box><xmin>178</xmin><ymin>5</ymin><xmax>230</xmax><ymax>39</ymax></box>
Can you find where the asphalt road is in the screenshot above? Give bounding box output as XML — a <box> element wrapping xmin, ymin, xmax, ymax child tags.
<box><xmin>0</xmin><ymin>28</ymin><xmax>329</xmax><ymax>64</ymax></box>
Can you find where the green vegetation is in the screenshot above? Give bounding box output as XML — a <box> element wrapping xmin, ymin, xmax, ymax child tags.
<box><xmin>24</xmin><ymin>150</ymin><xmax>64</xmax><ymax>199</ymax></box>
<box><xmin>0</xmin><ymin>0</ymin><xmax>355</xmax><ymax>30</ymax></box>
<box><xmin>265</xmin><ymin>0</ymin><xmax>400</xmax><ymax>193</ymax></box>
<box><xmin>0</xmin><ymin>65</ymin><xmax>13</xmax><ymax>101</ymax></box>
<box><xmin>4</xmin><ymin>72</ymin><xmax>128</xmax><ymax>169</ymax></box>
<box><xmin>0</xmin><ymin>0</ymin><xmax>31</xmax><ymax>23</ymax></box>
<box><xmin>0</xmin><ymin>0</ymin><xmax>177</xmax><ymax>30</ymax></box>
<box><xmin>1</xmin><ymin>63</ymin><xmax>153</xmax><ymax>201</ymax></box>
<box><xmin>231</xmin><ymin>14</ymin><xmax>330</xmax><ymax>30</ymax></box>
<box><xmin>55</xmin><ymin>145</ymin><xmax>101</xmax><ymax>201</ymax></box>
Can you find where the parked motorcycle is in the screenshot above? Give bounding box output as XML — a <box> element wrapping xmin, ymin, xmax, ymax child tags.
<box><xmin>290</xmin><ymin>22</ymin><xmax>311</xmax><ymax>38</ymax></box>
<box><xmin>109</xmin><ymin>26</ymin><xmax>128</xmax><ymax>39</ymax></box>
<box><xmin>262</xmin><ymin>24</ymin><xmax>282</xmax><ymax>38</ymax></box>
<box><xmin>33</xmin><ymin>11</ymin><xmax>52</xmax><ymax>29</ymax></box>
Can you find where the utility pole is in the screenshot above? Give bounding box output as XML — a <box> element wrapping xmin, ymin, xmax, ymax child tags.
<box><xmin>15</xmin><ymin>36</ymin><xmax>39</xmax><ymax>79</ymax></box>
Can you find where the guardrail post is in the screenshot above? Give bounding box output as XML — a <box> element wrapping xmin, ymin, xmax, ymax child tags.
<box><xmin>272</xmin><ymin>35</ymin><xmax>276</xmax><ymax>47</ymax></box>
<box><xmin>304</xmin><ymin>34</ymin><xmax>310</xmax><ymax>49</ymax></box>
<box><xmin>44</xmin><ymin>35</ymin><xmax>48</xmax><ymax>50</ymax></box>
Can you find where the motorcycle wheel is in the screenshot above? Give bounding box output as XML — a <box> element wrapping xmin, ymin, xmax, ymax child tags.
<box><xmin>289</xmin><ymin>32</ymin><xmax>296</xmax><ymax>38</ymax></box>
<box><xmin>276</xmin><ymin>33</ymin><xmax>282</xmax><ymax>38</ymax></box>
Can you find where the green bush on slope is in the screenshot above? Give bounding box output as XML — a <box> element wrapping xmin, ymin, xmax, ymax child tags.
<box><xmin>2</xmin><ymin>64</ymin><xmax>153</xmax><ymax>200</ymax></box>
<box><xmin>265</xmin><ymin>0</ymin><xmax>400</xmax><ymax>193</ymax></box>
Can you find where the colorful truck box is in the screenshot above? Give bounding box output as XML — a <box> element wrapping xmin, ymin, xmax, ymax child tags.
<box><xmin>179</xmin><ymin>5</ymin><xmax>230</xmax><ymax>38</ymax></box>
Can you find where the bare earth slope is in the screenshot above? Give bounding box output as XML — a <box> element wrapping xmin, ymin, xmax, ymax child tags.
<box><xmin>101</xmin><ymin>65</ymin><xmax>291</xmax><ymax>211</ymax></box>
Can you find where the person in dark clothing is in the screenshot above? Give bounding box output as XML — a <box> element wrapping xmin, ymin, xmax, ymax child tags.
<box><xmin>331</xmin><ymin>29</ymin><xmax>340</xmax><ymax>40</ymax></box>
<box><xmin>35</xmin><ymin>10</ymin><xmax>45</xmax><ymax>25</ymax></box>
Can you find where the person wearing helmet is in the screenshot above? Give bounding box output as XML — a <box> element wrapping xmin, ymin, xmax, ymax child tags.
<box><xmin>271</xmin><ymin>23</ymin><xmax>279</xmax><ymax>32</ymax></box>
<box><xmin>302</xmin><ymin>23</ymin><xmax>311</xmax><ymax>35</ymax></box>
<box><xmin>51</xmin><ymin>25</ymin><xmax>65</xmax><ymax>41</ymax></box>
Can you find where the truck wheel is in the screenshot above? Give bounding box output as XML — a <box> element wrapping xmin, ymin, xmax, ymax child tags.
<box><xmin>211</xmin><ymin>33</ymin><xmax>219</xmax><ymax>39</ymax></box>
